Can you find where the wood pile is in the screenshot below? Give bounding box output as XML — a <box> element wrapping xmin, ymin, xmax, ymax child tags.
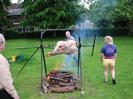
<box><xmin>42</xmin><ymin>70</ymin><xmax>80</xmax><ymax>93</ymax></box>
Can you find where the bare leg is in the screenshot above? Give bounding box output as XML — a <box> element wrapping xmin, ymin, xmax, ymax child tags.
<box><xmin>110</xmin><ymin>64</ymin><xmax>116</xmax><ymax>84</ymax></box>
<box><xmin>110</xmin><ymin>65</ymin><xmax>115</xmax><ymax>79</ymax></box>
<box><xmin>104</xmin><ymin>65</ymin><xmax>108</xmax><ymax>83</ymax></box>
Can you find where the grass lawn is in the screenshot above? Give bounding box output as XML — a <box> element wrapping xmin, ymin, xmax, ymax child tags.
<box><xmin>2</xmin><ymin>37</ymin><xmax>133</xmax><ymax>99</ymax></box>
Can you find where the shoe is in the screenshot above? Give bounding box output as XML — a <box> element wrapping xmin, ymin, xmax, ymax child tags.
<box><xmin>112</xmin><ymin>79</ymin><xmax>116</xmax><ymax>85</ymax></box>
<box><xmin>104</xmin><ymin>80</ymin><xmax>108</xmax><ymax>84</ymax></box>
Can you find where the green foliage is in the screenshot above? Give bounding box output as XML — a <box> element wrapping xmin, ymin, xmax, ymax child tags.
<box><xmin>1</xmin><ymin>0</ymin><xmax>10</xmax><ymax>6</ymax></box>
<box><xmin>89</xmin><ymin>0</ymin><xmax>116</xmax><ymax>27</ymax></box>
<box><xmin>97</xmin><ymin>27</ymin><xmax>129</xmax><ymax>36</ymax></box>
<box><xmin>0</xmin><ymin>0</ymin><xmax>11</xmax><ymax>32</ymax></box>
<box><xmin>22</xmin><ymin>0</ymin><xmax>87</xmax><ymax>28</ymax></box>
<box><xmin>89</xmin><ymin>0</ymin><xmax>133</xmax><ymax>28</ymax></box>
<box><xmin>114</xmin><ymin>0</ymin><xmax>133</xmax><ymax>20</ymax></box>
<box><xmin>4</xmin><ymin>29</ymin><xmax>21</xmax><ymax>39</ymax></box>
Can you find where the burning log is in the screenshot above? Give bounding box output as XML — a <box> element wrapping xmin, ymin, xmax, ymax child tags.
<box><xmin>42</xmin><ymin>70</ymin><xmax>80</xmax><ymax>93</ymax></box>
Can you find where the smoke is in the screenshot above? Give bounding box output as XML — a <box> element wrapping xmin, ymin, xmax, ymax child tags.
<box><xmin>56</xmin><ymin>0</ymin><xmax>118</xmax><ymax>73</ymax></box>
<box><xmin>61</xmin><ymin>4</ymin><xmax>96</xmax><ymax>73</ymax></box>
<box><xmin>61</xmin><ymin>54</ymin><xmax>78</xmax><ymax>74</ymax></box>
<box><xmin>89</xmin><ymin>0</ymin><xmax>117</xmax><ymax>28</ymax></box>
<box><xmin>53</xmin><ymin>0</ymin><xmax>118</xmax><ymax>75</ymax></box>
<box><xmin>75</xmin><ymin>0</ymin><xmax>118</xmax><ymax>37</ymax></box>
<box><xmin>61</xmin><ymin>18</ymin><xmax>96</xmax><ymax>74</ymax></box>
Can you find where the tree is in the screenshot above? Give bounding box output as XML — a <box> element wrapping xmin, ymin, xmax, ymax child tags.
<box><xmin>89</xmin><ymin>0</ymin><xmax>133</xmax><ymax>35</ymax></box>
<box><xmin>0</xmin><ymin>0</ymin><xmax>11</xmax><ymax>32</ymax></box>
<box><xmin>22</xmin><ymin>0</ymin><xmax>87</xmax><ymax>29</ymax></box>
<box><xmin>112</xmin><ymin>0</ymin><xmax>133</xmax><ymax>35</ymax></box>
<box><xmin>89</xmin><ymin>0</ymin><xmax>117</xmax><ymax>27</ymax></box>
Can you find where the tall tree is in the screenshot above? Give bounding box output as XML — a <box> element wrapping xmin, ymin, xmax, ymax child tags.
<box><xmin>0</xmin><ymin>0</ymin><xmax>11</xmax><ymax>32</ymax></box>
<box><xmin>112</xmin><ymin>0</ymin><xmax>133</xmax><ymax>35</ymax></box>
<box><xmin>89</xmin><ymin>0</ymin><xmax>117</xmax><ymax>27</ymax></box>
<box><xmin>89</xmin><ymin>0</ymin><xmax>133</xmax><ymax>35</ymax></box>
<box><xmin>22</xmin><ymin>0</ymin><xmax>87</xmax><ymax>29</ymax></box>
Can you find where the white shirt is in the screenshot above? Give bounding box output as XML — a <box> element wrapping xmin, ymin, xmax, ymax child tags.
<box><xmin>0</xmin><ymin>54</ymin><xmax>19</xmax><ymax>98</ymax></box>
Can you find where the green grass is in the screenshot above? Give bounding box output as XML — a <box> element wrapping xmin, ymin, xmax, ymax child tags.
<box><xmin>2</xmin><ymin>37</ymin><xmax>133</xmax><ymax>99</ymax></box>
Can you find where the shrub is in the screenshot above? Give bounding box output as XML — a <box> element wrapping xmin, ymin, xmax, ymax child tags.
<box><xmin>4</xmin><ymin>29</ymin><xmax>21</xmax><ymax>39</ymax></box>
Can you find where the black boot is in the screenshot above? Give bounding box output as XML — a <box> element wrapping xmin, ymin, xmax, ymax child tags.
<box><xmin>112</xmin><ymin>79</ymin><xmax>116</xmax><ymax>85</ymax></box>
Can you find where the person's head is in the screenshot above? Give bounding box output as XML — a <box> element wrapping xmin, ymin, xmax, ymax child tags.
<box><xmin>0</xmin><ymin>34</ymin><xmax>5</xmax><ymax>51</ymax></box>
<box><xmin>65</xmin><ymin>31</ymin><xmax>71</xmax><ymax>38</ymax></box>
<box><xmin>104</xmin><ymin>36</ymin><xmax>113</xmax><ymax>45</ymax></box>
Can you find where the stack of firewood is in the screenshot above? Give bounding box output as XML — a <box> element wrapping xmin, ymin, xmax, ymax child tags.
<box><xmin>42</xmin><ymin>70</ymin><xmax>80</xmax><ymax>93</ymax></box>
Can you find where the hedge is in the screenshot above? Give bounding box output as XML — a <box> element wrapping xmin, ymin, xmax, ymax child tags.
<box><xmin>2</xmin><ymin>28</ymin><xmax>129</xmax><ymax>39</ymax></box>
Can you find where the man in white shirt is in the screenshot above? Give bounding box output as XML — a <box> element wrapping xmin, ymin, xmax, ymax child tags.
<box><xmin>0</xmin><ymin>34</ymin><xmax>19</xmax><ymax>99</ymax></box>
<box><xmin>48</xmin><ymin>31</ymin><xmax>78</xmax><ymax>56</ymax></box>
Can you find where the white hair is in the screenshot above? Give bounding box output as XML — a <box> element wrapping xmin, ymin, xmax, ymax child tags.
<box><xmin>104</xmin><ymin>36</ymin><xmax>113</xmax><ymax>45</ymax></box>
<box><xmin>0</xmin><ymin>34</ymin><xmax>5</xmax><ymax>44</ymax></box>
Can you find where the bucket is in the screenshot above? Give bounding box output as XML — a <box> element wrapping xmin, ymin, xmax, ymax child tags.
<box><xmin>11</xmin><ymin>56</ymin><xmax>16</xmax><ymax>62</ymax></box>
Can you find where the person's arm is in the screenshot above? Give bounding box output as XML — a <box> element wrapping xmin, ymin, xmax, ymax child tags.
<box><xmin>0</xmin><ymin>58</ymin><xmax>19</xmax><ymax>99</ymax></box>
<box><xmin>70</xmin><ymin>36</ymin><xmax>75</xmax><ymax>40</ymax></box>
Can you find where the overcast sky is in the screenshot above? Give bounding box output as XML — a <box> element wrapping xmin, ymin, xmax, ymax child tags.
<box><xmin>11</xmin><ymin>0</ymin><xmax>18</xmax><ymax>3</ymax></box>
<box><xmin>11</xmin><ymin>0</ymin><xmax>24</xmax><ymax>3</ymax></box>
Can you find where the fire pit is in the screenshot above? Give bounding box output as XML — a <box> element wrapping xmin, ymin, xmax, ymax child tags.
<box><xmin>42</xmin><ymin>70</ymin><xmax>80</xmax><ymax>93</ymax></box>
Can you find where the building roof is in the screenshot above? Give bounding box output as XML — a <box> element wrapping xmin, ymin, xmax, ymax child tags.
<box><xmin>7</xmin><ymin>4</ymin><xmax>24</xmax><ymax>16</ymax></box>
<box><xmin>8</xmin><ymin>8</ymin><xmax>24</xmax><ymax>15</ymax></box>
<box><xmin>8</xmin><ymin>3</ymin><xmax>21</xmax><ymax>9</ymax></box>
